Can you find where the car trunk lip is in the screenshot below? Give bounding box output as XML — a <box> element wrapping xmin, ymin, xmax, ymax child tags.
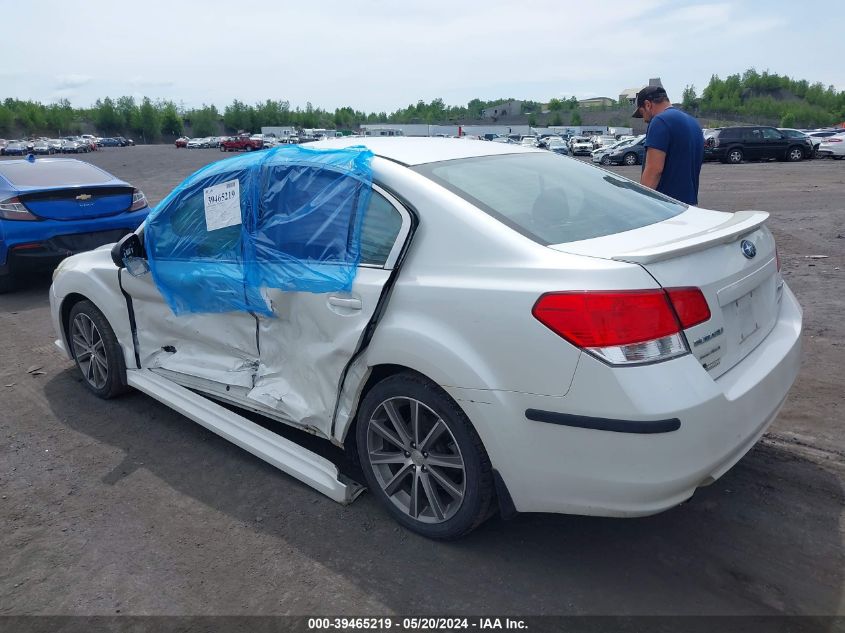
<box><xmin>547</xmin><ymin>208</ymin><xmax>769</xmax><ymax>264</ymax></box>
<box><xmin>18</xmin><ymin>185</ymin><xmax>135</xmax><ymax>221</ymax></box>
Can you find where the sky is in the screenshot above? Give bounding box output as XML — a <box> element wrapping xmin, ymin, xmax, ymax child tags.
<box><xmin>2</xmin><ymin>0</ymin><xmax>843</xmax><ymax>113</ymax></box>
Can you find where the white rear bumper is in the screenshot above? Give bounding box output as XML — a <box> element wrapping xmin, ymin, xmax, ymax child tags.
<box><xmin>446</xmin><ymin>284</ymin><xmax>803</xmax><ymax>517</ymax></box>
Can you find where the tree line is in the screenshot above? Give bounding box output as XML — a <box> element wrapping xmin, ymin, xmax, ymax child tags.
<box><xmin>2</xmin><ymin>69</ymin><xmax>842</xmax><ymax>141</ymax></box>
<box><xmin>0</xmin><ymin>96</ymin><xmax>523</xmax><ymax>140</ymax></box>
<box><xmin>681</xmin><ymin>69</ymin><xmax>845</xmax><ymax>128</ymax></box>
<box><xmin>0</xmin><ymin>94</ymin><xmax>576</xmax><ymax>140</ymax></box>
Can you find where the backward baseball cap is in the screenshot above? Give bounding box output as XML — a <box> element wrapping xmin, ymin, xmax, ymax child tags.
<box><xmin>631</xmin><ymin>85</ymin><xmax>669</xmax><ymax>118</ymax></box>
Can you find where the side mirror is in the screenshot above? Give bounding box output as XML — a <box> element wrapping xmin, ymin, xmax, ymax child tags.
<box><xmin>111</xmin><ymin>232</ymin><xmax>149</xmax><ymax>276</ymax></box>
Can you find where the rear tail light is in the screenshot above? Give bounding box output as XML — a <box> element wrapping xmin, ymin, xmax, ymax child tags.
<box><xmin>0</xmin><ymin>196</ymin><xmax>38</xmax><ymax>221</ymax></box>
<box><xmin>823</xmin><ymin>137</ymin><xmax>842</xmax><ymax>143</ymax></box>
<box><xmin>532</xmin><ymin>288</ymin><xmax>710</xmax><ymax>366</ymax></box>
<box><xmin>665</xmin><ymin>288</ymin><xmax>711</xmax><ymax>329</ymax></box>
<box><xmin>129</xmin><ymin>189</ymin><xmax>148</xmax><ymax>212</ymax></box>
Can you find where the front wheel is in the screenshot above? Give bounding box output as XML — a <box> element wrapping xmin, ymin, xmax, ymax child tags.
<box><xmin>68</xmin><ymin>300</ymin><xmax>128</xmax><ymax>399</ymax></box>
<box><xmin>787</xmin><ymin>146</ymin><xmax>804</xmax><ymax>162</ymax></box>
<box><xmin>727</xmin><ymin>148</ymin><xmax>744</xmax><ymax>164</ymax></box>
<box><xmin>356</xmin><ymin>373</ymin><xmax>495</xmax><ymax>539</ymax></box>
<box><xmin>245</xmin><ymin>145</ymin><xmax>254</xmax><ymax>152</ymax></box>
<box><xmin>623</xmin><ymin>152</ymin><xmax>639</xmax><ymax>166</ymax></box>
<box><xmin>600</xmin><ymin>155</ymin><xmax>611</xmax><ymax>165</ymax></box>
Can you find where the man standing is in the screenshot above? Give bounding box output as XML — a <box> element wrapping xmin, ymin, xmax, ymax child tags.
<box><xmin>633</xmin><ymin>86</ymin><xmax>704</xmax><ymax>205</ymax></box>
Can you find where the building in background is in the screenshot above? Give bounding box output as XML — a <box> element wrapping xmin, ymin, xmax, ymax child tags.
<box><xmin>481</xmin><ymin>100</ymin><xmax>524</xmax><ymax>119</ymax></box>
<box><xmin>578</xmin><ymin>97</ymin><xmax>616</xmax><ymax>108</ymax></box>
<box><xmin>619</xmin><ymin>77</ymin><xmax>663</xmax><ymax>105</ymax></box>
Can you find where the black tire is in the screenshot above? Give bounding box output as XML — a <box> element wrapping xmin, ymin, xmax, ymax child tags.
<box><xmin>245</xmin><ymin>145</ymin><xmax>254</xmax><ymax>152</ymax></box>
<box><xmin>786</xmin><ymin>146</ymin><xmax>804</xmax><ymax>162</ymax></box>
<box><xmin>355</xmin><ymin>372</ymin><xmax>495</xmax><ymax>540</ymax></box>
<box><xmin>623</xmin><ymin>152</ymin><xmax>638</xmax><ymax>166</ymax></box>
<box><xmin>0</xmin><ymin>273</ymin><xmax>16</xmax><ymax>294</ymax></box>
<box><xmin>600</xmin><ymin>155</ymin><xmax>611</xmax><ymax>166</ymax></box>
<box><xmin>726</xmin><ymin>147</ymin><xmax>744</xmax><ymax>164</ymax></box>
<box><xmin>220</xmin><ymin>145</ymin><xmax>226</xmax><ymax>152</ymax></box>
<box><xmin>67</xmin><ymin>300</ymin><xmax>128</xmax><ymax>399</ymax></box>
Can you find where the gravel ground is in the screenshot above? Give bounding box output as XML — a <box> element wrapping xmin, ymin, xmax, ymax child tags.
<box><xmin>0</xmin><ymin>145</ymin><xmax>843</xmax><ymax>617</ymax></box>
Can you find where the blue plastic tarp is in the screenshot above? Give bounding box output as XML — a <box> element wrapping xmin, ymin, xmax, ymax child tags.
<box><xmin>144</xmin><ymin>145</ymin><xmax>374</xmax><ymax>315</ymax></box>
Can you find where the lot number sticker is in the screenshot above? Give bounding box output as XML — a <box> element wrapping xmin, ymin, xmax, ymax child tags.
<box><xmin>204</xmin><ymin>179</ymin><xmax>241</xmax><ymax>231</ymax></box>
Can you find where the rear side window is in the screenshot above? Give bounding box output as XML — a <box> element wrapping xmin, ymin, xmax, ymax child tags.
<box><xmin>360</xmin><ymin>192</ymin><xmax>403</xmax><ymax>266</ymax></box>
<box><xmin>414</xmin><ymin>153</ymin><xmax>686</xmax><ymax>245</ymax></box>
<box><xmin>761</xmin><ymin>128</ymin><xmax>781</xmax><ymax>140</ymax></box>
<box><xmin>0</xmin><ymin>160</ymin><xmax>114</xmax><ymax>188</ymax></box>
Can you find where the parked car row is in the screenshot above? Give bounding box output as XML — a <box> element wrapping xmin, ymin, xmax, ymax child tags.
<box><xmin>175</xmin><ymin>134</ymin><xmax>309</xmax><ymax>150</ymax></box>
<box><xmin>1</xmin><ymin>135</ymin><xmax>134</xmax><ymax>156</ymax></box>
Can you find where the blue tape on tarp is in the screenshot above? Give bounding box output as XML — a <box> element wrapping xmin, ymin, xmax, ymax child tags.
<box><xmin>144</xmin><ymin>145</ymin><xmax>374</xmax><ymax>315</ymax></box>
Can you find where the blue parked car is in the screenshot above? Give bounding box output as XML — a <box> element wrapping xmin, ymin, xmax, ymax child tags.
<box><xmin>0</xmin><ymin>157</ymin><xmax>149</xmax><ymax>292</ymax></box>
<box><xmin>99</xmin><ymin>137</ymin><xmax>122</xmax><ymax>147</ymax></box>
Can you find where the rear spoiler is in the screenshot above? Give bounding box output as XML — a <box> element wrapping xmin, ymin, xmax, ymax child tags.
<box><xmin>612</xmin><ymin>210</ymin><xmax>769</xmax><ymax>265</ymax></box>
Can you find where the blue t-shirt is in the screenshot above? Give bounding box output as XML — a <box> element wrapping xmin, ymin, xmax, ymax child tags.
<box><xmin>644</xmin><ymin>108</ymin><xmax>703</xmax><ymax>205</ymax></box>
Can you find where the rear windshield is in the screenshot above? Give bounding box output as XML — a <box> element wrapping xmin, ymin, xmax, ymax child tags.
<box><xmin>0</xmin><ymin>160</ymin><xmax>114</xmax><ymax>188</ymax></box>
<box><xmin>413</xmin><ymin>153</ymin><xmax>687</xmax><ymax>245</ymax></box>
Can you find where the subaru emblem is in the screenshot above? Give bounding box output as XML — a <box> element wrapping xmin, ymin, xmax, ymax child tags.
<box><xmin>740</xmin><ymin>239</ymin><xmax>757</xmax><ymax>259</ymax></box>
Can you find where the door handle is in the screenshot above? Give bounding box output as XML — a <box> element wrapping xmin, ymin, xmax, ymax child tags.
<box><xmin>328</xmin><ymin>296</ymin><xmax>362</xmax><ymax>310</ymax></box>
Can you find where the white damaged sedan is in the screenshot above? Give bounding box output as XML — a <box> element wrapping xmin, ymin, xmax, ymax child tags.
<box><xmin>50</xmin><ymin>138</ymin><xmax>802</xmax><ymax>539</ymax></box>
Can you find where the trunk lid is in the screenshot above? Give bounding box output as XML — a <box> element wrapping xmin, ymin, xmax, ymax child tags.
<box><xmin>19</xmin><ymin>186</ymin><xmax>135</xmax><ymax>220</ymax></box>
<box><xmin>550</xmin><ymin>208</ymin><xmax>782</xmax><ymax>378</ymax></box>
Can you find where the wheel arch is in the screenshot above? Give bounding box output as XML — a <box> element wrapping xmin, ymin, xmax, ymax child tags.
<box><xmin>345</xmin><ymin>363</ymin><xmax>506</xmax><ymax>530</ymax></box>
<box><xmin>339</xmin><ymin>363</ymin><xmax>443</xmax><ymax>450</ymax></box>
<box><xmin>334</xmin><ymin>321</ymin><xmax>500</xmax><ymax>448</ymax></box>
<box><xmin>59</xmin><ymin>292</ymin><xmax>91</xmax><ymax>347</ymax></box>
<box><xmin>53</xmin><ymin>266</ymin><xmax>136</xmax><ymax>370</ymax></box>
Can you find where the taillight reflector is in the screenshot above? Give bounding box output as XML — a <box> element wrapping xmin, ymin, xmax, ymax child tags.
<box><xmin>665</xmin><ymin>287</ymin><xmax>711</xmax><ymax>329</ymax></box>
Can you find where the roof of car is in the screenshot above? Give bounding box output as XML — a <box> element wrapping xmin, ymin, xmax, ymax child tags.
<box><xmin>305</xmin><ymin>136</ymin><xmax>539</xmax><ymax>166</ymax></box>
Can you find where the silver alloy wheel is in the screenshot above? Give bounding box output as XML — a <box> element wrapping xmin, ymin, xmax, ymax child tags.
<box><xmin>729</xmin><ymin>150</ymin><xmax>742</xmax><ymax>163</ymax></box>
<box><xmin>601</xmin><ymin>155</ymin><xmax>611</xmax><ymax>165</ymax></box>
<box><xmin>366</xmin><ymin>397</ymin><xmax>466</xmax><ymax>524</ymax></box>
<box><xmin>624</xmin><ymin>153</ymin><xmax>637</xmax><ymax>165</ymax></box>
<box><xmin>71</xmin><ymin>313</ymin><xmax>108</xmax><ymax>390</ymax></box>
<box><xmin>789</xmin><ymin>147</ymin><xmax>803</xmax><ymax>161</ymax></box>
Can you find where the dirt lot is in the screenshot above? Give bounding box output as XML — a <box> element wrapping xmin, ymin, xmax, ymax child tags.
<box><xmin>0</xmin><ymin>146</ymin><xmax>843</xmax><ymax>617</ymax></box>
